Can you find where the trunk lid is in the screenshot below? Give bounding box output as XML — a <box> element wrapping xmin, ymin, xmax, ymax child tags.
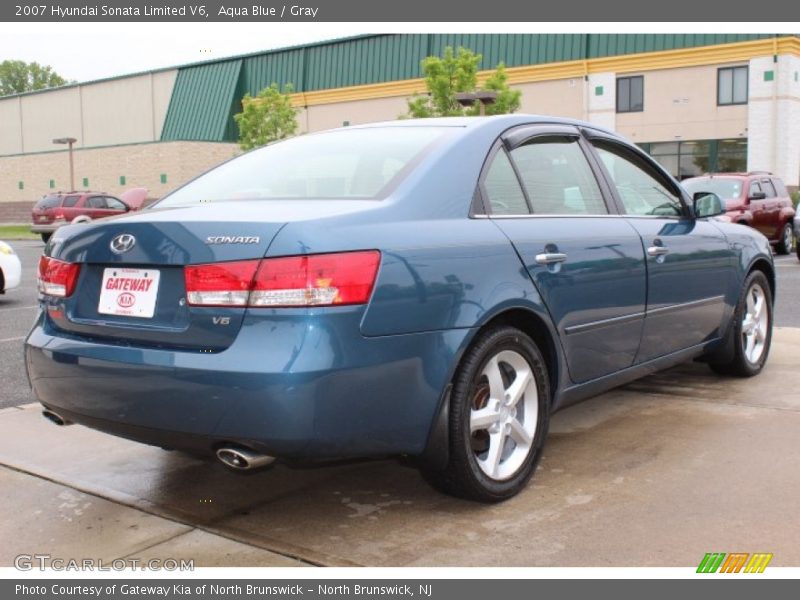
<box><xmin>47</xmin><ymin>204</ymin><xmax>287</xmax><ymax>350</ymax></box>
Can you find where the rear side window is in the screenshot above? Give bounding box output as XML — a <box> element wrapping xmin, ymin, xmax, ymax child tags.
<box><xmin>749</xmin><ymin>181</ymin><xmax>763</xmax><ymax>197</ymax></box>
<box><xmin>62</xmin><ymin>195</ymin><xmax>80</xmax><ymax>207</ymax></box>
<box><xmin>761</xmin><ymin>179</ymin><xmax>777</xmax><ymax>198</ymax></box>
<box><xmin>157</xmin><ymin>127</ymin><xmax>449</xmax><ymax>206</ymax></box>
<box><xmin>86</xmin><ymin>196</ymin><xmax>107</xmax><ymax>209</ymax></box>
<box><xmin>35</xmin><ymin>196</ymin><xmax>62</xmax><ymax>209</ymax></box>
<box><xmin>483</xmin><ymin>150</ymin><xmax>529</xmax><ymax>215</ymax></box>
<box><xmin>772</xmin><ymin>178</ymin><xmax>788</xmax><ymax>197</ymax></box>
<box><xmin>592</xmin><ymin>140</ymin><xmax>683</xmax><ymax>216</ymax></box>
<box><xmin>510</xmin><ymin>136</ymin><xmax>607</xmax><ymax>215</ymax></box>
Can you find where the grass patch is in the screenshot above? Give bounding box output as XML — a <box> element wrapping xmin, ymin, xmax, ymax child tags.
<box><xmin>0</xmin><ymin>225</ymin><xmax>40</xmax><ymax>240</ymax></box>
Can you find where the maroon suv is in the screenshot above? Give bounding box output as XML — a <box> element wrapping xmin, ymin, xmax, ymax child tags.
<box><xmin>31</xmin><ymin>188</ymin><xmax>147</xmax><ymax>242</ymax></box>
<box><xmin>683</xmin><ymin>173</ymin><xmax>796</xmax><ymax>254</ymax></box>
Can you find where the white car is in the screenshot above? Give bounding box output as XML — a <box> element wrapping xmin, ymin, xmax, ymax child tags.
<box><xmin>0</xmin><ymin>241</ymin><xmax>22</xmax><ymax>294</ymax></box>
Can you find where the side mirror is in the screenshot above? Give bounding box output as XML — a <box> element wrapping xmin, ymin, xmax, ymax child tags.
<box><xmin>693</xmin><ymin>192</ymin><xmax>725</xmax><ymax>218</ymax></box>
<box><xmin>749</xmin><ymin>191</ymin><xmax>767</xmax><ymax>200</ymax></box>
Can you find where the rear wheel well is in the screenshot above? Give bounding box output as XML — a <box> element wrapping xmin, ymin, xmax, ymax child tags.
<box><xmin>748</xmin><ymin>259</ymin><xmax>775</xmax><ymax>300</ymax></box>
<box><xmin>479</xmin><ymin>309</ymin><xmax>559</xmax><ymax>398</ymax></box>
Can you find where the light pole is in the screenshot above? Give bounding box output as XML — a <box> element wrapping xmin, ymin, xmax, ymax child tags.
<box><xmin>455</xmin><ymin>91</ymin><xmax>498</xmax><ymax>115</ymax></box>
<box><xmin>52</xmin><ymin>137</ymin><xmax>77</xmax><ymax>191</ymax></box>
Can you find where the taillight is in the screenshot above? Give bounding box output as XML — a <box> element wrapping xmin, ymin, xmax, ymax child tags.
<box><xmin>184</xmin><ymin>251</ymin><xmax>380</xmax><ymax>308</ymax></box>
<box><xmin>184</xmin><ymin>260</ymin><xmax>259</xmax><ymax>307</ymax></box>
<box><xmin>38</xmin><ymin>256</ymin><xmax>81</xmax><ymax>297</ymax></box>
<box><xmin>53</xmin><ymin>210</ymin><xmax>65</xmax><ymax>220</ymax></box>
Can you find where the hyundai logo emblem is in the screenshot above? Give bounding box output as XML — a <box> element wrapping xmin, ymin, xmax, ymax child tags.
<box><xmin>110</xmin><ymin>233</ymin><xmax>136</xmax><ymax>254</ymax></box>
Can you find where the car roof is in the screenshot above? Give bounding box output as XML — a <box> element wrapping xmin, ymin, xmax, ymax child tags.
<box><xmin>342</xmin><ymin>114</ymin><xmax>620</xmax><ymax>138</ymax></box>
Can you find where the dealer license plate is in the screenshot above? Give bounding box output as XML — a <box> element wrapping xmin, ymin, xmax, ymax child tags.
<box><xmin>98</xmin><ymin>267</ymin><xmax>160</xmax><ymax>318</ymax></box>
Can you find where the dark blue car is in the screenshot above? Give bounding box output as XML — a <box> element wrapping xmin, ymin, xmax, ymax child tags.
<box><xmin>26</xmin><ymin>116</ymin><xmax>774</xmax><ymax>501</ymax></box>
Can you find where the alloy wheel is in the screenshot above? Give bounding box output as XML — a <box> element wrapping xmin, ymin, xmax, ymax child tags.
<box><xmin>742</xmin><ymin>282</ymin><xmax>769</xmax><ymax>364</ymax></box>
<box><xmin>469</xmin><ymin>350</ymin><xmax>538</xmax><ymax>481</ymax></box>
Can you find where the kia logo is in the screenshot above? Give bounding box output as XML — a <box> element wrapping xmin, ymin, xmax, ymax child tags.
<box><xmin>110</xmin><ymin>233</ymin><xmax>136</xmax><ymax>254</ymax></box>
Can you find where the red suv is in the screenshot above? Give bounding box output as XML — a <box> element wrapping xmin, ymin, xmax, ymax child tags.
<box><xmin>683</xmin><ymin>173</ymin><xmax>796</xmax><ymax>254</ymax></box>
<box><xmin>31</xmin><ymin>188</ymin><xmax>147</xmax><ymax>242</ymax></box>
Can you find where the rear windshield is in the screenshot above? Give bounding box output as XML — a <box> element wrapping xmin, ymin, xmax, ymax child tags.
<box><xmin>34</xmin><ymin>195</ymin><xmax>62</xmax><ymax>209</ymax></box>
<box><xmin>157</xmin><ymin>127</ymin><xmax>449</xmax><ymax>207</ymax></box>
<box><xmin>682</xmin><ymin>177</ymin><xmax>743</xmax><ymax>200</ymax></box>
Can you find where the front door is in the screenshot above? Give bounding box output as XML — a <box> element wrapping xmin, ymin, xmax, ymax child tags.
<box><xmin>587</xmin><ymin>136</ymin><xmax>734</xmax><ymax>362</ymax></box>
<box><xmin>482</xmin><ymin>127</ymin><xmax>647</xmax><ymax>384</ymax></box>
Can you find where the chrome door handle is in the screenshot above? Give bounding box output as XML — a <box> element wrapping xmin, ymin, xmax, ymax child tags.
<box><xmin>535</xmin><ymin>252</ymin><xmax>568</xmax><ymax>265</ymax></box>
<box><xmin>647</xmin><ymin>245</ymin><xmax>670</xmax><ymax>257</ymax></box>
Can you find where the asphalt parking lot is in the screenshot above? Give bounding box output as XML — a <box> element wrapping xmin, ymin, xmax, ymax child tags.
<box><xmin>1</xmin><ymin>238</ymin><xmax>799</xmax><ymax>567</ymax></box>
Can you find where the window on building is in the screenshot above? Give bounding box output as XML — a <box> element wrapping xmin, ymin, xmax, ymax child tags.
<box><xmin>716</xmin><ymin>139</ymin><xmax>747</xmax><ymax>172</ymax></box>
<box><xmin>616</xmin><ymin>76</ymin><xmax>644</xmax><ymax>113</ymax></box>
<box><xmin>640</xmin><ymin>139</ymin><xmax>748</xmax><ymax>180</ymax></box>
<box><xmin>718</xmin><ymin>66</ymin><xmax>748</xmax><ymax>105</ymax></box>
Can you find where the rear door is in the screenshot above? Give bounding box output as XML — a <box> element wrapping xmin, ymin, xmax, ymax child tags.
<box><xmin>484</xmin><ymin>125</ymin><xmax>647</xmax><ymax>384</ymax></box>
<box><xmin>760</xmin><ymin>178</ymin><xmax>781</xmax><ymax>239</ymax></box>
<box><xmin>84</xmin><ymin>195</ymin><xmax>109</xmax><ymax>219</ymax></box>
<box><xmin>60</xmin><ymin>194</ymin><xmax>83</xmax><ymax>221</ymax></box>
<box><xmin>585</xmin><ymin>134</ymin><xmax>733</xmax><ymax>362</ymax></box>
<box><xmin>748</xmin><ymin>180</ymin><xmax>771</xmax><ymax>237</ymax></box>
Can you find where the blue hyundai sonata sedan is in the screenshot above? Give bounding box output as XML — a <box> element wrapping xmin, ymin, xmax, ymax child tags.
<box><xmin>26</xmin><ymin>115</ymin><xmax>774</xmax><ymax>501</ymax></box>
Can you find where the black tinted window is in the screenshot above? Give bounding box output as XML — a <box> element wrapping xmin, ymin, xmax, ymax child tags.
<box><xmin>617</xmin><ymin>76</ymin><xmax>644</xmax><ymax>113</ymax></box>
<box><xmin>62</xmin><ymin>195</ymin><xmax>80</xmax><ymax>207</ymax></box>
<box><xmin>35</xmin><ymin>196</ymin><xmax>62</xmax><ymax>209</ymax></box>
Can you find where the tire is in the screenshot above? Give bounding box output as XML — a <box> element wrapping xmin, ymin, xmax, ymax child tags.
<box><xmin>796</xmin><ymin>236</ymin><xmax>800</xmax><ymax>262</ymax></box>
<box><xmin>709</xmin><ymin>270</ymin><xmax>773</xmax><ymax>377</ymax></box>
<box><xmin>40</xmin><ymin>233</ymin><xmax>51</xmax><ymax>243</ymax></box>
<box><xmin>776</xmin><ymin>223</ymin><xmax>793</xmax><ymax>255</ymax></box>
<box><xmin>422</xmin><ymin>325</ymin><xmax>550</xmax><ymax>502</ymax></box>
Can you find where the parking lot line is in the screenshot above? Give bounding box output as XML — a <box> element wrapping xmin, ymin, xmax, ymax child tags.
<box><xmin>0</xmin><ymin>336</ymin><xmax>25</xmax><ymax>343</ymax></box>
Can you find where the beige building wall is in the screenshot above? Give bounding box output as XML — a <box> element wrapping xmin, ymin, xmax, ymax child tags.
<box><xmin>81</xmin><ymin>70</ymin><xmax>177</xmax><ymax>147</ymax></box>
<box><xmin>616</xmin><ymin>63</ymin><xmax>749</xmax><ymax>144</ymax></box>
<box><xmin>19</xmin><ymin>86</ymin><xmax>83</xmax><ymax>154</ymax></box>
<box><xmin>0</xmin><ymin>141</ymin><xmax>238</xmax><ymax>203</ymax></box>
<box><xmin>296</xmin><ymin>78</ymin><xmax>585</xmax><ymax>134</ymax></box>
<box><xmin>299</xmin><ymin>96</ymin><xmax>410</xmax><ymax>133</ymax></box>
<box><xmin>0</xmin><ymin>97</ymin><xmax>23</xmax><ymax>156</ymax></box>
<box><xmin>516</xmin><ymin>79</ymin><xmax>585</xmax><ymax>120</ymax></box>
<box><xmin>0</xmin><ymin>69</ymin><xmax>178</xmax><ymax>156</ymax></box>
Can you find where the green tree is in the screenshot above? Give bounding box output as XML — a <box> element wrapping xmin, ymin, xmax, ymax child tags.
<box><xmin>234</xmin><ymin>83</ymin><xmax>299</xmax><ymax>150</ymax></box>
<box><xmin>404</xmin><ymin>47</ymin><xmax>521</xmax><ymax>118</ymax></box>
<box><xmin>0</xmin><ymin>60</ymin><xmax>69</xmax><ymax>96</ymax></box>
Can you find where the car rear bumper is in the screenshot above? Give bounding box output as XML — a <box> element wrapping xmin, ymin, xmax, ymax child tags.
<box><xmin>30</xmin><ymin>223</ymin><xmax>62</xmax><ymax>234</ymax></box>
<box><xmin>25</xmin><ymin>307</ymin><xmax>471</xmax><ymax>459</ymax></box>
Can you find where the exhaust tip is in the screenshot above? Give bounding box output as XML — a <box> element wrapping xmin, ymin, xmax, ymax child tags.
<box><xmin>216</xmin><ymin>446</ymin><xmax>275</xmax><ymax>471</ymax></box>
<box><xmin>42</xmin><ymin>409</ymin><xmax>71</xmax><ymax>426</ymax></box>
